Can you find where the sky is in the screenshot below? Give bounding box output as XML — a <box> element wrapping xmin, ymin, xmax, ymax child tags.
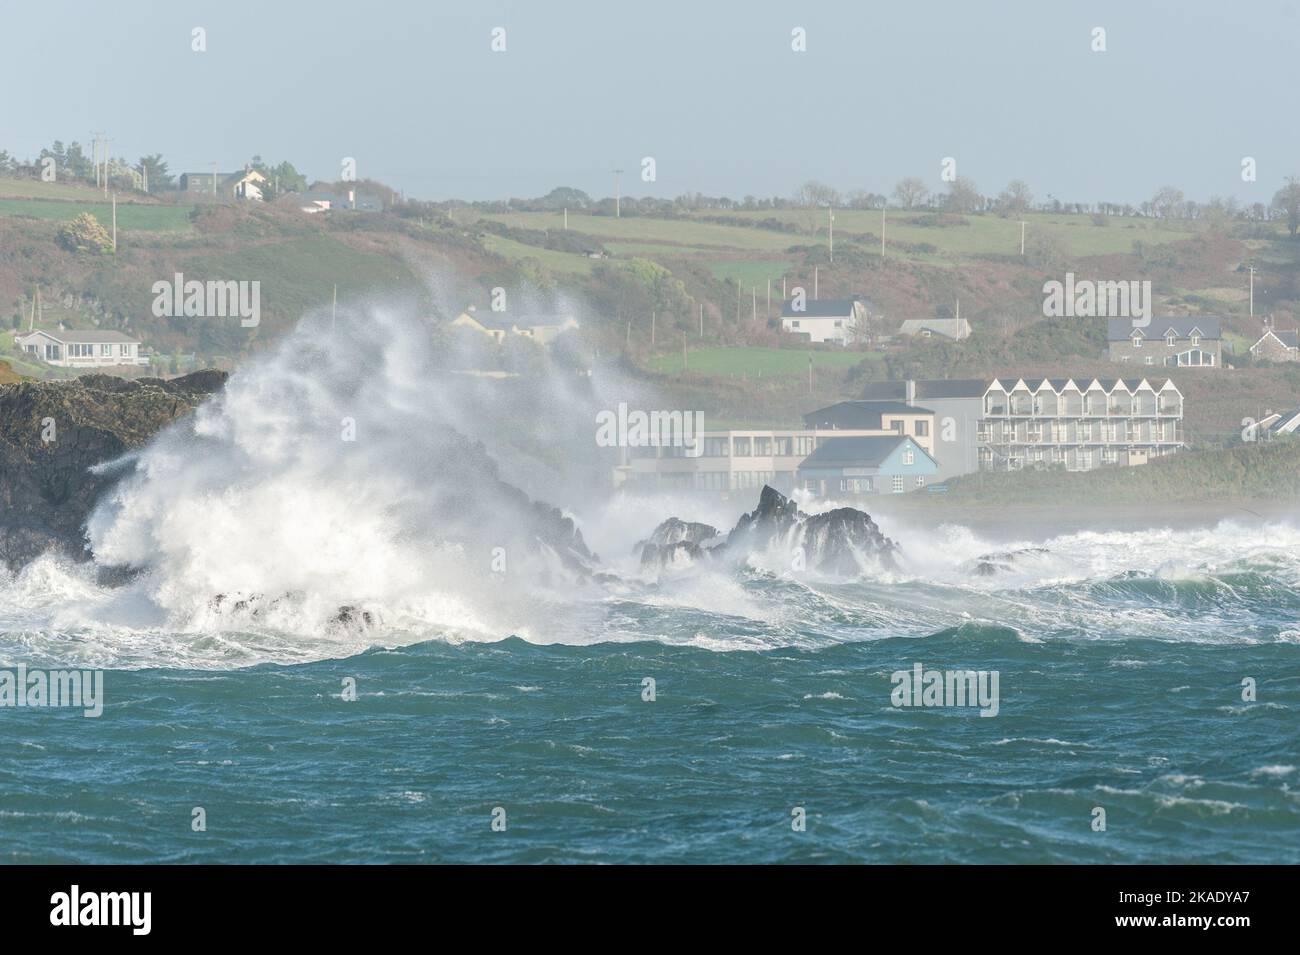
<box><xmin>3</xmin><ymin>0</ymin><xmax>1298</xmax><ymax>204</ymax></box>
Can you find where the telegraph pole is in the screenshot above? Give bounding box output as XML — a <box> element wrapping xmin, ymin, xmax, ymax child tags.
<box><xmin>111</xmin><ymin>192</ymin><xmax>117</xmax><ymax>251</ymax></box>
<box><xmin>612</xmin><ymin>169</ymin><xmax>623</xmax><ymax>217</ymax></box>
<box><xmin>880</xmin><ymin>207</ymin><xmax>886</xmax><ymax>258</ymax></box>
<box><xmin>1248</xmin><ymin>266</ymin><xmax>1257</xmax><ymax>317</ymax></box>
<box><xmin>1019</xmin><ymin>220</ymin><xmax>1026</xmax><ymax>256</ymax></box>
<box><xmin>828</xmin><ymin>206</ymin><xmax>834</xmax><ymax>263</ymax></box>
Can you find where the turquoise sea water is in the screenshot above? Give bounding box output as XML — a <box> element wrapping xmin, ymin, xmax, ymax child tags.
<box><xmin>3</xmin><ymin>555</ymin><xmax>1298</xmax><ymax>864</ymax></box>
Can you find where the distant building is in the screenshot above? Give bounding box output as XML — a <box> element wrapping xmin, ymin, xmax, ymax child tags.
<box><xmin>896</xmin><ymin>317</ymin><xmax>971</xmax><ymax>341</ymax></box>
<box><xmin>979</xmin><ymin>377</ymin><xmax>1183</xmax><ymax>471</ymax></box>
<box><xmin>779</xmin><ymin>298</ymin><xmax>867</xmax><ymax>345</ymax></box>
<box><xmin>802</xmin><ymin>400</ymin><xmax>936</xmax><ymax>456</ymax></box>
<box><xmin>452</xmin><ymin>308</ymin><xmax>579</xmax><ymax>345</ymax></box>
<box><xmin>297</xmin><ymin>189</ymin><xmax>383</xmax><ymax>213</ymax></box>
<box><xmin>15</xmin><ymin>329</ymin><xmax>148</xmax><ymax>368</ymax></box>
<box><xmin>178</xmin><ymin>167</ymin><xmax>268</xmax><ymax>200</ymax></box>
<box><xmin>858</xmin><ymin>379</ymin><xmax>989</xmax><ymax>481</ymax></box>
<box><xmin>1258</xmin><ymin>408</ymin><xmax>1300</xmax><ymax>438</ymax></box>
<box><xmin>1249</xmin><ymin>325</ymin><xmax>1299</xmax><ymax>363</ymax></box>
<box><xmin>615</xmin><ymin>403</ymin><xmax>939</xmax><ymax>497</ymax></box>
<box><xmin>1107</xmin><ymin>317</ymin><xmax>1222</xmax><ymax>368</ymax></box>
<box><xmin>797</xmin><ymin>435</ymin><xmax>938</xmax><ymax>496</ymax></box>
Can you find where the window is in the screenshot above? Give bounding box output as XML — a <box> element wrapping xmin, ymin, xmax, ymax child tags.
<box><xmin>790</xmin><ymin>320</ymin><xmax>800</xmax><ymax>328</ymax></box>
<box><xmin>1145</xmin><ymin>356</ymin><xmax>1154</xmax><ymax>365</ymax></box>
<box><xmin>732</xmin><ymin>437</ymin><xmax>751</xmax><ymax>457</ymax></box>
<box><xmin>914</xmin><ymin>420</ymin><xmax>929</xmax><ymax>437</ymax></box>
<box><xmin>44</xmin><ymin>344</ymin><xmax>61</xmax><ymax>360</ymax></box>
<box><xmin>915</xmin><ymin>476</ymin><xmax>926</xmax><ymax>488</ymax></box>
<box><xmin>702</xmin><ymin>437</ymin><xmax>730</xmax><ymax>457</ymax></box>
<box><xmin>833</xmin><ymin>319</ymin><xmax>843</xmax><ymax>327</ymax></box>
<box><xmin>794</xmin><ymin>436</ymin><xmax>814</xmax><ymax>456</ymax></box>
<box><xmin>891</xmin><ymin>420</ymin><xmax>904</xmax><ymax>433</ymax></box>
<box><xmin>120</xmin><ymin>344</ymin><xmax>131</xmax><ymax>356</ymax></box>
<box><xmin>892</xmin><ymin>475</ymin><xmax>903</xmax><ymax>493</ymax></box>
<box><xmin>1166</xmin><ymin>334</ymin><xmax>1176</xmax><ymax>346</ymax></box>
<box><xmin>753</xmin><ymin>437</ymin><xmax>772</xmax><ymax>456</ymax></box>
<box><xmin>1120</xmin><ymin>356</ymin><xmax>1129</xmax><ymax>363</ymax></box>
<box><xmin>1132</xmin><ymin>335</ymin><xmax>1142</xmax><ymax>347</ymax></box>
<box><xmin>1191</xmin><ymin>335</ymin><xmax>1200</xmax><ymax>346</ymax></box>
<box><xmin>773</xmin><ymin>437</ymin><xmax>792</xmax><ymax>456</ymax></box>
<box><xmin>903</xmin><ymin>449</ymin><xmax>914</xmax><ymax>465</ymax></box>
<box><xmin>100</xmin><ymin>344</ymin><xmax>112</xmax><ymax>357</ymax></box>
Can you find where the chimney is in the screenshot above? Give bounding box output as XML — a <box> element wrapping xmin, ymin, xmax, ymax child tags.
<box><xmin>905</xmin><ymin>379</ymin><xmax>916</xmax><ymax>406</ymax></box>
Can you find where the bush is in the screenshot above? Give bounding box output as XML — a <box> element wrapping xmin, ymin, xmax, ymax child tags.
<box><xmin>56</xmin><ymin>213</ymin><xmax>113</xmax><ymax>254</ymax></box>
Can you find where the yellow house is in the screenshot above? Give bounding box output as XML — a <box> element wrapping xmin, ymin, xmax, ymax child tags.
<box><xmin>452</xmin><ymin>308</ymin><xmax>579</xmax><ymax>345</ymax></box>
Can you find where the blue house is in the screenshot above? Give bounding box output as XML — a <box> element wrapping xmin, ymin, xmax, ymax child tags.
<box><xmin>797</xmin><ymin>435</ymin><xmax>938</xmax><ymax>495</ymax></box>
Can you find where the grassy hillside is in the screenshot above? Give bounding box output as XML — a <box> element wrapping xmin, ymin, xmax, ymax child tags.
<box><xmin>941</xmin><ymin>437</ymin><xmax>1300</xmax><ymax>503</ymax></box>
<box><xmin>0</xmin><ymin>198</ymin><xmax>192</xmax><ymax>231</ymax></box>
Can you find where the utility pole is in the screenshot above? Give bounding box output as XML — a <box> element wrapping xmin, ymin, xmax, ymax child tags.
<box><xmin>111</xmin><ymin>192</ymin><xmax>117</xmax><ymax>251</ymax></box>
<box><xmin>563</xmin><ymin>207</ymin><xmax>568</xmax><ymax>230</ymax></box>
<box><xmin>212</xmin><ymin>161</ymin><xmax>218</xmax><ymax>198</ymax></box>
<box><xmin>880</xmin><ymin>207</ymin><xmax>886</xmax><ymax>258</ymax></box>
<box><xmin>612</xmin><ymin>169</ymin><xmax>623</xmax><ymax>217</ymax></box>
<box><xmin>828</xmin><ymin>206</ymin><xmax>834</xmax><ymax>263</ymax></box>
<box><xmin>103</xmin><ymin>139</ymin><xmax>112</xmax><ymax>195</ymax></box>
<box><xmin>626</xmin><ymin>319</ymin><xmax>631</xmax><ymax>348</ymax></box>
<box><xmin>814</xmin><ymin>267</ymin><xmax>819</xmax><ymax>299</ymax></box>
<box><xmin>1019</xmin><ymin>220</ymin><xmax>1026</xmax><ymax>256</ymax></box>
<box><xmin>1248</xmin><ymin>266</ymin><xmax>1257</xmax><ymax>317</ymax></box>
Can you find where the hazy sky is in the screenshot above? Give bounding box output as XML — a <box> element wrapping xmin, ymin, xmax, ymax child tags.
<box><xmin>4</xmin><ymin>0</ymin><xmax>1298</xmax><ymax>204</ymax></box>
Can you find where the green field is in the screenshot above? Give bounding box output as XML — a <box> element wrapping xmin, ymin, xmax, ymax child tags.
<box><xmin>182</xmin><ymin>235</ymin><xmax>421</xmax><ymax>320</ymax></box>
<box><xmin>0</xmin><ymin>197</ymin><xmax>192</xmax><ymax>231</ymax></box>
<box><xmin>0</xmin><ymin>178</ymin><xmax>144</xmax><ymax>201</ymax></box>
<box><xmin>482</xmin><ymin>212</ymin><xmax>796</xmax><ymax>252</ymax></box>
<box><xmin>481</xmin><ymin>234</ymin><xmax>595</xmax><ymax>274</ymax></box>
<box><xmin>649</xmin><ymin>345</ymin><xmax>881</xmax><ymax>378</ymax></box>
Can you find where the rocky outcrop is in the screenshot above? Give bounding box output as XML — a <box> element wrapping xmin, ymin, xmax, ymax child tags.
<box><xmin>636</xmin><ymin>517</ymin><xmax>721</xmax><ymax>569</ymax></box>
<box><xmin>0</xmin><ymin>372</ymin><xmax>228</xmax><ymax>571</ymax></box>
<box><xmin>639</xmin><ymin>485</ymin><xmax>897</xmax><ymax>576</ymax></box>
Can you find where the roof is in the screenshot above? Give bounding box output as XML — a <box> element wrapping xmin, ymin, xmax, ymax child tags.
<box><xmin>455</xmin><ymin>311</ymin><xmax>515</xmax><ymax>331</ymax></box>
<box><xmin>1108</xmin><ymin>317</ymin><xmax>1222</xmax><ymax>341</ymax></box>
<box><xmin>799</xmin><ymin>435</ymin><xmax>922</xmax><ymax>469</ymax></box>
<box><xmin>804</xmin><ymin>400</ymin><xmax>935</xmax><ymax>430</ymax></box>
<box><xmin>1254</xmin><ymin>328</ymin><xmax>1299</xmax><ymax>350</ymax></box>
<box><xmin>1263</xmin><ymin>408</ymin><xmax>1300</xmax><ymax>433</ymax></box>
<box><xmin>781</xmin><ymin>298</ymin><xmax>864</xmax><ymax>319</ymax></box>
<box><xmin>456</xmin><ymin>310</ymin><xmax>576</xmax><ymax>331</ymax></box>
<box><xmin>987</xmin><ymin>376</ymin><xmax>1178</xmax><ymax>394</ymax></box>
<box><xmin>16</xmin><ymin>329</ymin><xmax>139</xmax><ymax>344</ymax></box>
<box><xmin>859</xmin><ymin>378</ymin><xmax>988</xmax><ymax>400</ymax></box>
<box><xmin>897</xmin><ymin>318</ymin><xmax>971</xmax><ymax>339</ymax></box>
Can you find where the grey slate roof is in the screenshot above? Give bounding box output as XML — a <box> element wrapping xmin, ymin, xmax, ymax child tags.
<box><xmin>18</xmin><ymin>329</ymin><xmax>139</xmax><ymax>344</ymax></box>
<box><xmin>1108</xmin><ymin>317</ymin><xmax>1222</xmax><ymax>341</ymax></box>
<box><xmin>799</xmin><ymin>435</ymin><xmax>915</xmax><ymax>469</ymax></box>
<box><xmin>859</xmin><ymin>378</ymin><xmax>988</xmax><ymax>400</ymax></box>
<box><xmin>804</xmin><ymin>400</ymin><xmax>935</xmax><ymax>430</ymax></box>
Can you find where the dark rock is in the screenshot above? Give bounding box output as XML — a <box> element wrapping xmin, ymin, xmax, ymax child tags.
<box><xmin>639</xmin><ymin>485</ymin><xmax>896</xmax><ymax>576</ymax></box>
<box><xmin>0</xmin><ymin>372</ymin><xmax>228</xmax><ymax>572</ymax></box>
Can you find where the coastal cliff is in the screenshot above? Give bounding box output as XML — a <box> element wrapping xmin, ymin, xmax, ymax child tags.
<box><xmin>0</xmin><ymin>371</ymin><xmax>227</xmax><ymax>571</ymax></box>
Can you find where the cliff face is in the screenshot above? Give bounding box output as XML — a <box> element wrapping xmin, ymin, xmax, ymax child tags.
<box><xmin>0</xmin><ymin>371</ymin><xmax>227</xmax><ymax>571</ymax></box>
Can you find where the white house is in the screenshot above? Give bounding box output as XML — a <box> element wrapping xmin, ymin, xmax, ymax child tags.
<box><xmin>14</xmin><ymin>330</ymin><xmax>149</xmax><ymax>368</ymax></box>
<box><xmin>452</xmin><ymin>308</ymin><xmax>579</xmax><ymax>345</ymax></box>
<box><xmin>779</xmin><ymin>298</ymin><xmax>866</xmax><ymax>345</ymax></box>
<box><xmin>897</xmin><ymin>317</ymin><xmax>972</xmax><ymax>341</ymax></box>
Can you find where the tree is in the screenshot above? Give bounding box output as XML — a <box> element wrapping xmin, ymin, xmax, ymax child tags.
<box><xmin>138</xmin><ymin>154</ymin><xmax>174</xmax><ymax>192</ymax></box>
<box><xmin>892</xmin><ymin>177</ymin><xmax>927</xmax><ymax>209</ymax></box>
<box><xmin>1271</xmin><ymin>177</ymin><xmax>1300</xmax><ymax>237</ymax></box>
<box><xmin>57</xmin><ymin>213</ymin><xmax>113</xmax><ymax>254</ymax></box>
<box><xmin>945</xmin><ymin>177</ymin><xmax>982</xmax><ymax>214</ymax></box>
<box><xmin>794</xmin><ymin>180</ymin><xmax>839</xmax><ymax>207</ymax></box>
<box><xmin>251</xmin><ymin>157</ymin><xmax>308</xmax><ymax>194</ymax></box>
<box><xmin>997</xmin><ymin>179</ymin><xmax>1033</xmax><ymax>217</ymax></box>
<box><xmin>1150</xmin><ymin>185</ymin><xmax>1184</xmax><ymax>219</ymax></box>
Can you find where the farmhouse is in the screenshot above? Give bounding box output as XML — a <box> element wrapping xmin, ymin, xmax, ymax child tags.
<box><xmin>452</xmin><ymin>308</ymin><xmax>579</xmax><ymax>345</ymax></box>
<box><xmin>779</xmin><ymin>298</ymin><xmax>866</xmax><ymax>345</ymax></box>
<box><xmin>14</xmin><ymin>329</ymin><xmax>148</xmax><ymax>368</ymax></box>
<box><xmin>178</xmin><ymin>167</ymin><xmax>268</xmax><ymax>200</ymax></box>
<box><xmin>1107</xmin><ymin>317</ymin><xmax>1222</xmax><ymax>367</ymax></box>
<box><xmin>1249</xmin><ymin>326</ymin><xmax>1299</xmax><ymax>363</ymax></box>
